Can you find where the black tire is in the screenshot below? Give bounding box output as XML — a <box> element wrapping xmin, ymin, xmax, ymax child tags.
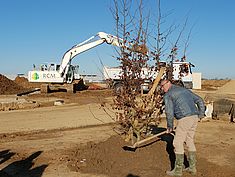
<box><xmin>183</xmin><ymin>82</ymin><xmax>193</xmax><ymax>89</ymax></box>
<box><xmin>113</xmin><ymin>83</ymin><xmax>124</xmax><ymax>95</ymax></box>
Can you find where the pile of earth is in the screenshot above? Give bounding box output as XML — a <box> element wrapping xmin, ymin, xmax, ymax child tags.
<box><xmin>14</xmin><ymin>76</ymin><xmax>41</xmax><ymax>89</ymax></box>
<box><xmin>67</xmin><ymin>134</ymin><xmax>235</xmax><ymax>177</ymax></box>
<box><xmin>201</xmin><ymin>79</ymin><xmax>230</xmax><ymax>90</ymax></box>
<box><xmin>215</xmin><ymin>80</ymin><xmax>235</xmax><ymax>95</ymax></box>
<box><xmin>203</xmin><ymin>80</ymin><xmax>235</xmax><ymax>117</ymax></box>
<box><xmin>0</xmin><ymin>74</ymin><xmax>29</xmax><ymax>95</ymax></box>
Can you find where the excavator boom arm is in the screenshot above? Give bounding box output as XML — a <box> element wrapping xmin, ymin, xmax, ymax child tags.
<box><xmin>59</xmin><ymin>32</ymin><xmax>122</xmax><ymax>77</ymax></box>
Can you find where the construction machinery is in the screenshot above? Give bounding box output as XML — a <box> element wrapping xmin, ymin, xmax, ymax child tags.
<box><xmin>28</xmin><ymin>32</ymin><xmax>124</xmax><ymax>93</ymax></box>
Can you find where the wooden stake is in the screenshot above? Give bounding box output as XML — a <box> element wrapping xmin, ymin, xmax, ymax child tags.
<box><xmin>147</xmin><ymin>67</ymin><xmax>166</xmax><ymax>97</ymax></box>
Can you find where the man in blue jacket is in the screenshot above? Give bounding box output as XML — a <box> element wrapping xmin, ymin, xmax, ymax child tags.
<box><xmin>160</xmin><ymin>79</ymin><xmax>205</xmax><ymax>176</ymax></box>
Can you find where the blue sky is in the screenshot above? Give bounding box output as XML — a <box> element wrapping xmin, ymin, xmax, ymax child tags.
<box><xmin>0</xmin><ymin>0</ymin><xmax>234</xmax><ymax>79</ymax></box>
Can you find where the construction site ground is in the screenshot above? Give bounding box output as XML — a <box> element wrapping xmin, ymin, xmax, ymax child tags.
<box><xmin>0</xmin><ymin>75</ymin><xmax>235</xmax><ymax>177</ymax></box>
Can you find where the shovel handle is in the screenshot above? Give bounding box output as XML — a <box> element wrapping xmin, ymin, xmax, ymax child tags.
<box><xmin>131</xmin><ymin>130</ymin><xmax>168</xmax><ymax>148</ymax></box>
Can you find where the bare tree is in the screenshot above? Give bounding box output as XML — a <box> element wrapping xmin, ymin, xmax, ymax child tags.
<box><xmin>109</xmin><ymin>0</ymin><xmax>193</xmax><ymax>146</ymax></box>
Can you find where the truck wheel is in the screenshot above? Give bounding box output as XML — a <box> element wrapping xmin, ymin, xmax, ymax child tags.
<box><xmin>113</xmin><ymin>83</ymin><xmax>124</xmax><ymax>95</ymax></box>
<box><xmin>183</xmin><ymin>82</ymin><xmax>193</xmax><ymax>89</ymax></box>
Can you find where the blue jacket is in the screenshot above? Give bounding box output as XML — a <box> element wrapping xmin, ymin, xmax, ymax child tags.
<box><xmin>163</xmin><ymin>84</ymin><xmax>205</xmax><ymax>129</ymax></box>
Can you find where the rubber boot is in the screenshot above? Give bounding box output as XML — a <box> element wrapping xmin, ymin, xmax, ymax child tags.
<box><xmin>185</xmin><ymin>151</ymin><xmax>197</xmax><ymax>175</ymax></box>
<box><xmin>166</xmin><ymin>154</ymin><xmax>184</xmax><ymax>176</ymax></box>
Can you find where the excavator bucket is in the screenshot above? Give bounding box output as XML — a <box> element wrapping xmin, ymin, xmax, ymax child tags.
<box><xmin>131</xmin><ymin>43</ymin><xmax>148</xmax><ymax>55</ymax></box>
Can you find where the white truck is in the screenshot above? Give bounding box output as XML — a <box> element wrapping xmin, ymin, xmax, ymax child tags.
<box><xmin>103</xmin><ymin>61</ymin><xmax>194</xmax><ymax>93</ymax></box>
<box><xmin>28</xmin><ymin>32</ymin><xmax>123</xmax><ymax>93</ymax></box>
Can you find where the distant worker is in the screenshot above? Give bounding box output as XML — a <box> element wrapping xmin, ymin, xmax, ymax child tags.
<box><xmin>160</xmin><ymin>79</ymin><xmax>205</xmax><ymax>176</ymax></box>
<box><xmin>228</xmin><ymin>103</ymin><xmax>235</xmax><ymax>123</ymax></box>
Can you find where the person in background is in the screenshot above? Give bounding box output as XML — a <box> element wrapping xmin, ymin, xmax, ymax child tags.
<box><xmin>228</xmin><ymin>103</ymin><xmax>234</xmax><ymax>123</ymax></box>
<box><xmin>160</xmin><ymin>79</ymin><xmax>205</xmax><ymax>176</ymax></box>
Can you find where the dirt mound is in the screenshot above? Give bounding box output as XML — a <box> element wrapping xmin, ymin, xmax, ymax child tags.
<box><xmin>216</xmin><ymin>80</ymin><xmax>235</xmax><ymax>94</ymax></box>
<box><xmin>201</xmin><ymin>79</ymin><xmax>230</xmax><ymax>90</ymax></box>
<box><xmin>14</xmin><ymin>76</ymin><xmax>28</xmax><ymax>83</ymax></box>
<box><xmin>67</xmin><ymin>134</ymin><xmax>235</xmax><ymax>177</ymax></box>
<box><xmin>14</xmin><ymin>76</ymin><xmax>41</xmax><ymax>89</ymax></box>
<box><xmin>0</xmin><ymin>74</ymin><xmax>28</xmax><ymax>95</ymax></box>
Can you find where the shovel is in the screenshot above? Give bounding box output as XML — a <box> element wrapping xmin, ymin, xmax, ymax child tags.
<box><xmin>123</xmin><ymin>130</ymin><xmax>170</xmax><ymax>150</ymax></box>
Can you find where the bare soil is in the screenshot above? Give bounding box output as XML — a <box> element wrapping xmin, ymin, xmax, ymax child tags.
<box><xmin>0</xmin><ymin>75</ymin><xmax>28</xmax><ymax>95</ymax></box>
<box><xmin>0</xmin><ymin>75</ymin><xmax>235</xmax><ymax>177</ymax></box>
<box><xmin>201</xmin><ymin>79</ymin><xmax>230</xmax><ymax>90</ymax></box>
<box><xmin>66</xmin><ymin>123</ymin><xmax>235</xmax><ymax>177</ymax></box>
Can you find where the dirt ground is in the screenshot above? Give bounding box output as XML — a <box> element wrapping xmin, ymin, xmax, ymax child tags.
<box><xmin>0</xmin><ymin>76</ymin><xmax>235</xmax><ymax>177</ymax></box>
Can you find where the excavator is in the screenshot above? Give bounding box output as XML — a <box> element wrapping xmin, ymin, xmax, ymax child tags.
<box><xmin>28</xmin><ymin>32</ymin><xmax>126</xmax><ymax>93</ymax></box>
